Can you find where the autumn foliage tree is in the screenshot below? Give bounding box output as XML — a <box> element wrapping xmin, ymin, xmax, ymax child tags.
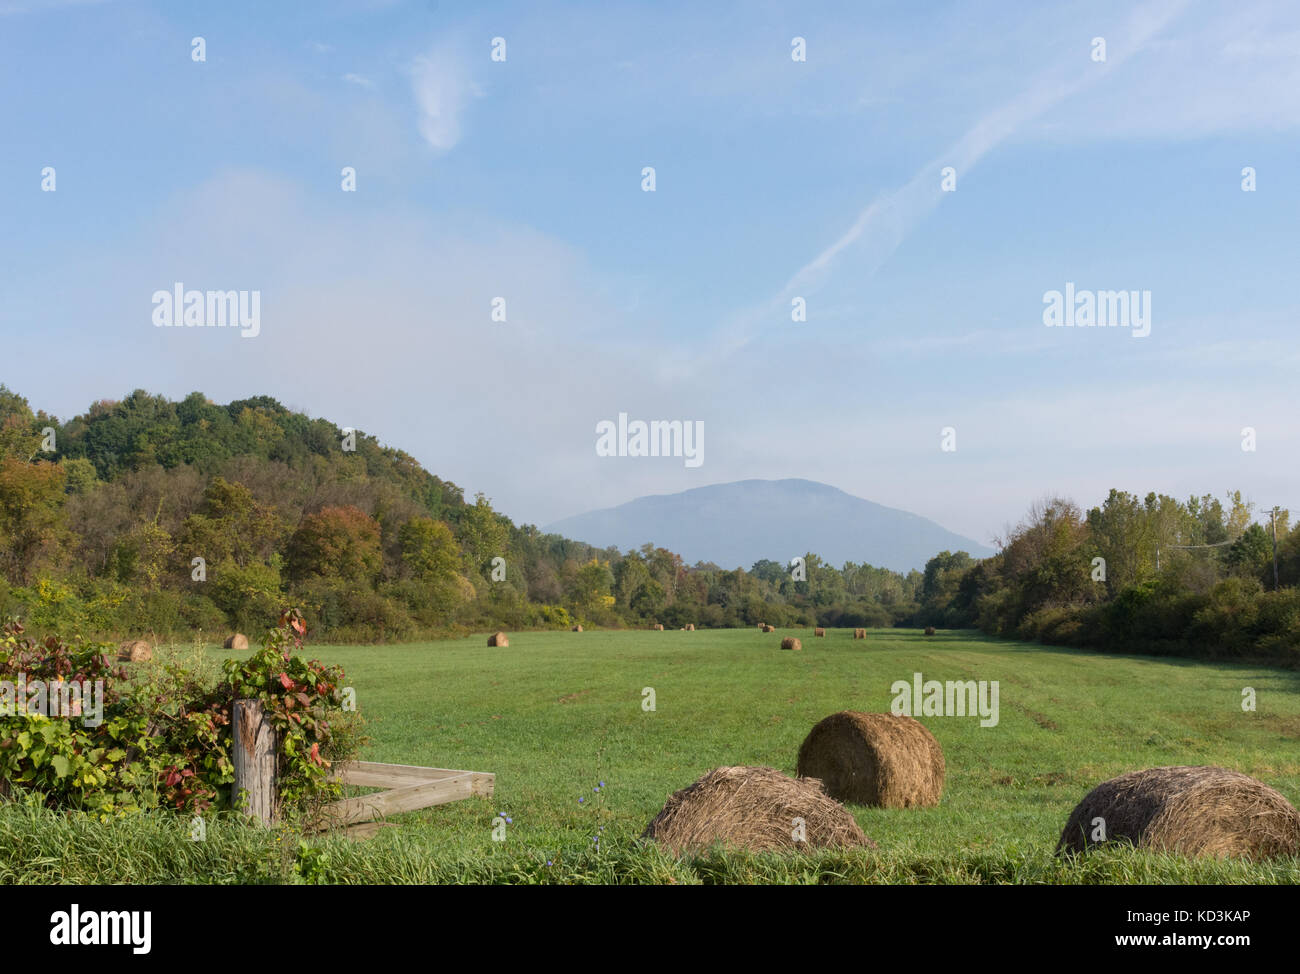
<box><xmin>285</xmin><ymin>506</ymin><xmax>382</xmax><ymax>584</ymax></box>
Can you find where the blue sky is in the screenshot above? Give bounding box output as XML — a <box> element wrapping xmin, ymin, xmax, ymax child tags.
<box><xmin>2</xmin><ymin>0</ymin><xmax>1297</xmax><ymax>546</ymax></box>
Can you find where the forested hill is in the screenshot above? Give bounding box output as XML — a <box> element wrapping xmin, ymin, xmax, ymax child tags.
<box><xmin>0</xmin><ymin>386</ymin><xmax>929</xmax><ymax>641</ymax></box>
<box><xmin>56</xmin><ymin>389</ymin><xmax>466</xmax><ymax>519</ymax></box>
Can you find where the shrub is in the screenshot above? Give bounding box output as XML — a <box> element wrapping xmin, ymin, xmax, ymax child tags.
<box><xmin>1187</xmin><ymin>577</ymin><xmax>1262</xmax><ymax>658</ymax></box>
<box><xmin>0</xmin><ymin>610</ymin><xmax>361</xmax><ymax>824</ymax></box>
<box><xmin>535</xmin><ymin>605</ymin><xmax>572</xmax><ymax>629</ymax></box>
<box><xmin>210</xmin><ymin>559</ymin><xmax>284</xmax><ymax>634</ymax></box>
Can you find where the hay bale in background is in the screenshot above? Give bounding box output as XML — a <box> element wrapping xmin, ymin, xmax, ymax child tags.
<box><xmin>641</xmin><ymin>765</ymin><xmax>876</xmax><ymax>855</ymax></box>
<box><xmin>814</xmin><ymin>627</ymin><xmax>826</xmax><ymax>637</ymax></box>
<box><xmin>780</xmin><ymin>637</ymin><xmax>802</xmax><ymax>651</ymax></box>
<box><xmin>762</xmin><ymin>624</ymin><xmax>775</xmax><ymax>633</ymax></box>
<box><xmin>923</xmin><ymin>626</ymin><xmax>936</xmax><ymax>636</ymax></box>
<box><xmin>685</xmin><ymin>624</ymin><xmax>695</xmax><ymax>631</ymax></box>
<box><xmin>117</xmin><ymin>640</ymin><xmax>153</xmax><ymax>663</ymax></box>
<box><xmin>757</xmin><ymin>623</ymin><xmax>766</xmax><ymax>631</ymax></box>
<box><xmin>222</xmin><ymin>633</ymin><xmax>249</xmax><ymax>650</ymax></box>
<box><xmin>488</xmin><ymin>631</ymin><xmax>509</xmax><ymax>647</ymax></box>
<box><xmin>796</xmin><ymin>711</ymin><xmax>944</xmax><ymax>808</ymax></box>
<box><xmin>854</xmin><ymin>628</ymin><xmax>866</xmax><ymax>639</ymax></box>
<box><xmin>571</xmin><ymin>625</ymin><xmax>583</xmax><ymax>632</ymax></box>
<box><xmin>1056</xmin><ymin>766</ymin><xmax>1300</xmax><ymax>860</ymax></box>
<box><xmin>653</xmin><ymin>624</ymin><xmax>665</xmax><ymax>631</ymax></box>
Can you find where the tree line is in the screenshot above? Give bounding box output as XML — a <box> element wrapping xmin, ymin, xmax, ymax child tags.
<box><xmin>2</xmin><ymin>385</ymin><xmax>1296</xmax><ymax>662</ymax></box>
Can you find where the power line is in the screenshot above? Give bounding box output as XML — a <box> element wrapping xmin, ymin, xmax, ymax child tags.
<box><xmin>1156</xmin><ymin>538</ymin><xmax>1234</xmax><ymax>570</ymax></box>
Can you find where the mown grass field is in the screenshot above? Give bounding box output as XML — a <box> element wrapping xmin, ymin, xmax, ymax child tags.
<box><xmin>5</xmin><ymin>627</ymin><xmax>1299</xmax><ymax>884</ymax></box>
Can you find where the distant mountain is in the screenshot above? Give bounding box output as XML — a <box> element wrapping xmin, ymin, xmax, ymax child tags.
<box><xmin>546</xmin><ymin>479</ymin><xmax>993</xmax><ymax>573</ymax></box>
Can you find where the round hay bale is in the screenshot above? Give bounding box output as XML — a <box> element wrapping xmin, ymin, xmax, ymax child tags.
<box><xmin>757</xmin><ymin>623</ymin><xmax>766</xmax><ymax>631</ymax></box>
<box><xmin>571</xmin><ymin>625</ymin><xmax>583</xmax><ymax>632</ymax></box>
<box><xmin>923</xmin><ymin>626</ymin><xmax>936</xmax><ymax>636</ymax></box>
<box><xmin>814</xmin><ymin>627</ymin><xmax>826</xmax><ymax>637</ymax></box>
<box><xmin>685</xmin><ymin>623</ymin><xmax>695</xmax><ymax>631</ymax></box>
<box><xmin>641</xmin><ymin>765</ymin><xmax>876</xmax><ymax>856</ymax></box>
<box><xmin>117</xmin><ymin>640</ymin><xmax>152</xmax><ymax>663</ymax></box>
<box><xmin>762</xmin><ymin>624</ymin><xmax>775</xmax><ymax>633</ymax></box>
<box><xmin>222</xmin><ymin>633</ymin><xmax>249</xmax><ymax>650</ymax></box>
<box><xmin>653</xmin><ymin>623</ymin><xmax>664</xmax><ymax>631</ymax></box>
<box><xmin>854</xmin><ymin>628</ymin><xmax>866</xmax><ymax>639</ymax></box>
<box><xmin>796</xmin><ymin>711</ymin><xmax>944</xmax><ymax>808</ymax></box>
<box><xmin>1056</xmin><ymin>766</ymin><xmax>1300</xmax><ymax>860</ymax></box>
<box><xmin>780</xmin><ymin>637</ymin><xmax>802</xmax><ymax>651</ymax></box>
<box><xmin>488</xmin><ymin>631</ymin><xmax>509</xmax><ymax>647</ymax></box>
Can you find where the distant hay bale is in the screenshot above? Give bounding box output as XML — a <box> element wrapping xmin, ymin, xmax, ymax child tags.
<box><xmin>780</xmin><ymin>637</ymin><xmax>802</xmax><ymax>651</ymax></box>
<box><xmin>571</xmin><ymin>625</ymin><xmax>583</xmax><ymax>632</ymax></box>
<box><xmin>117</xmin><ymin>640</ymin><xmax>152</xmax><ymax>663</ymax></box>
<box><xmin>762</xmin><ymin>624</ymin><xmax>775</xmax><ymax>633</ymax></box>
<box><xmin>653</xmin><ymin>624</ymin><xmax>664</xmax><ymax>631</ymax></box>
<box><xmin>685</xmin><ymin>624</ymin><xmax>695</xmax><ymax>631</ymax></box>
<box><xmin>1056</xmin><ymin>766</ymin><xmax>1300</xmax><ymax>860</ymax></box>
<box><xmin>757</xmin><ymin>623</ymin><xmax>766</xmax><ymax>631</ymax></box>
<box><xmin>814</xmin><ymin>627</ymin><xmax>826</xmax><ymax>637</ymax></box>
<box><xmin>222</xmin><ymin>633</ymin><xmax>249</xmax><ymax>650</ymax></box>
<box><xmin>796</xmin><ymin>711</ymin><xmax>945</xmax><ymax>808</ymax></box>
<box><xmin>488</xmin><ymin>631</ymin><xmax>509</xmax><ymax>647</ymax></box>
<box><xmin>923</xmin><ymin>626</ymin><xmax>936</xmax><ymax>636</ymax></box>
<box><xmin>854</xmin><ymin>628</ymin><xmax>866</xmax><ymax>639</ymax></box>
<box><xmin>641</xmin><ymin>765</ymin><xmax>876</xmax><ymax>856</ymax></box>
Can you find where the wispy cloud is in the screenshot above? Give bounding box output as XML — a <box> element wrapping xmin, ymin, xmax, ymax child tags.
<box><xmin>409</xmin><ymin>45</ymin><xmax>479</xmax><ymax>153</ymax></box>
<box><xmin>703</xmin><ymin>0</ymin><xmax>1189</xmax><ymax>364</ymax></box>
<box><xmin>343</xmin><ymin>73</ymin><xmax>377</xmax><ymax>90</ymax></box>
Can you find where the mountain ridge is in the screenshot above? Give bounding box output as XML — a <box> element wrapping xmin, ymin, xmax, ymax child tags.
<box><xmin>546</xmin><ymin>478</ymin><xmax>992</xmax><ymax>573</ymax></box>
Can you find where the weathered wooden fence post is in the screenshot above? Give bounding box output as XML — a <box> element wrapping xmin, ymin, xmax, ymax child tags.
<box><xmin>232</xmin><ymin>698</ymin><xmax>277</xmax><ymax>826</ymax></box>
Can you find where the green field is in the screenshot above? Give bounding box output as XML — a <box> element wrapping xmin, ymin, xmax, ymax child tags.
<box><xmin>5</xmin><ymin>627</ymin><xmax>1299</xmax><ymax>884</ymax></box>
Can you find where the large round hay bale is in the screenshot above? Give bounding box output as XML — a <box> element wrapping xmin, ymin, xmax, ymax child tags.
<box><xmin>780</xmin><ymin>637</ymin><xmax>802</xmax><ymax>651</ymax></box>
<box><xmin>814</xmin><ymin>627</ymin><xmax>825</xmax><ymax>637</ymax></box>
<box><xmin>762</xmin><ymin>624</ymin><xmax>775</xmax><ymax>633</ymax></box>
<box><xmin>923</xmin><ymin>626</ymin><xmax>936</xmax><ymax>636</ymax></box>
<box><xmin>222</xmin><ymin>633</ymin><xmax>249</xmax><ymax>650</ymax></box>
<box><xmin>853</xmin><ymin>628</ymin><xmax>866</xmax><ymax>639</ymax></box>
<box><xmin>641</xmin><ymin>766</ymin><xmax>875</xmax><ymax>855</ymax></box>
<box><xmin>571</xmin><ymin>625</ymin><xmax>583</xmax><ymax>632</ymax></box>
<box><xmin>117</xmin><ymin>640</ymin><xmax>152</xmax><ymax>663</ymax></box>
<box><xmin>1056</xmin><ymin>766</ymin><xmax>1300</xmax><ymax>860</ymax></box>
<box><xmin>796</xmin><ymin>711</ymin><xmax>944</xmax><ymax>808</ymax></box>
<box><xmin>757</xmin><ymin>623</ymin><xmax>766</xmax><ymax>631</ymax></box>
<box><xmin>487</xmin><ymin>631</ymin><xmax>509</xmax><ymax>647</ymax></box>
<box><xmin>685</xmin><ymin>623</ymin><xmax>695</xmax><ymax>631</ymax></box>
<box><xmin>652</xmin><ymin>623</ymin><xmax>664</xmax><ymax>631</ymax></box>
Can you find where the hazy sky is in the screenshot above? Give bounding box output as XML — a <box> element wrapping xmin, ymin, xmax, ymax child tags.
<box><xmin>2</xmin><ymin>0</ymin><xmax>1297</xmax><ymax>545</ymax></box>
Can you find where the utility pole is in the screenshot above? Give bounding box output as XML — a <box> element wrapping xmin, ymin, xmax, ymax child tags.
<box><xmin>1271</xmin><ymin>506</ymin><xmax>1280</xmax><ymax>591</ymax></box>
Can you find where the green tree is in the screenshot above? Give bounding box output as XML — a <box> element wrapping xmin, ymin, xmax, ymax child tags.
<box><xmin>398</xmin><ymin>517</ymin><xmax>461</xmax><ymax>584</ymax></box>
<box><xmin>458</xmin><ymin>493</ymin><xmax>509</xmax><ymax>581</ymax></box>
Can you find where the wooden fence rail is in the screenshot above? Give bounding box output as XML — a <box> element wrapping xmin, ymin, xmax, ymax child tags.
<box><xmin>230</xmin><ymin>696</ymin><xmax>494</xmax><ymax>835</ymax></box>
<box><xmin>323</xmin><ymin>762</ymin><xmax>495</xmax><ymax>830</ymax></box>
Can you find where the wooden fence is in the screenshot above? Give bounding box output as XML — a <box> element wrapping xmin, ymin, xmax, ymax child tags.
<box><xmin>232</xmin><ymin>699</ymin><xmax>494</xmax><ymax>834</ymax></box>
